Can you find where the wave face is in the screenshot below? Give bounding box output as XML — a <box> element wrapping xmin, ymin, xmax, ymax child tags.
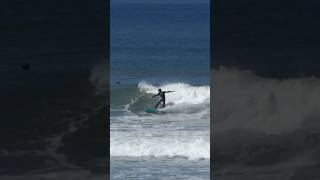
<box><xmin>110</xmin><ymin>81</ymin><xmax>210</xmax><ymax>160</ymax></box>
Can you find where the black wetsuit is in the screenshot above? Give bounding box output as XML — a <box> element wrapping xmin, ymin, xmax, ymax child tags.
<box><xmin>154</xmin><ymin>91</ymin><xmax>167</xmax><ymax>109</ymax></box>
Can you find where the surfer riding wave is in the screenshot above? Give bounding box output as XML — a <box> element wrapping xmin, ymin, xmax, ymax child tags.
<box><xmin>152</xmin><ymin>89</ymin><xmax>174</xmax><ymax>109</ymax></box>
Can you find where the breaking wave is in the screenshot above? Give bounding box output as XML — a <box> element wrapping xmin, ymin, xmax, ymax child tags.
<box><xmin>111</xmin><ymin>137</ymin><xmax>209</xmax><ymax>160</ymax></box>
<box><xmin>138</xmin><ymin>81</ymin><xmax>210</xmax><ymax>114</ymax></box>
<box><xmin>213</xmin><ymin>68</ymin><xmax>320</xmax><ymax>134</ymax></box>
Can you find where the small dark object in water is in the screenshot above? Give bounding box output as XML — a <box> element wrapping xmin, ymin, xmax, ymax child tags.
<box><xmin>116</xmin><ymin>81</ymin><xmax>120</xmax><ymax>84</ymax></box>
<box><xmin>21</xmin><ymin>63</ymin><xmax>30</xmax><ymax>70</ymax></box>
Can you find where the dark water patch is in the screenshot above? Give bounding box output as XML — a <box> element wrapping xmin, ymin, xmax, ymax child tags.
<box><xmin>0</xmin><ymin>74</ymin><xmax>107</xmax><ymax>175</ymax></box>
<box><xmin>0</xmin><ymin>155</ymin><xmax>57</xmax><ymax>175</ymax></box>
<box><xmin>213</xmin><ymin>128</ymin><xmax>320</xmax><ymax>174</ymax></box>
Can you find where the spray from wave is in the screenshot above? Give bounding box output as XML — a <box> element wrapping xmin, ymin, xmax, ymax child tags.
<box><xmin>213</xmin><ymin>68</ymin><xmax>320</xmax><ymax>134</ymax></box>
<box><xmin>89</xmin><ymin>63</ymin><xmax>107</xmax><ymax>95</ymax></box>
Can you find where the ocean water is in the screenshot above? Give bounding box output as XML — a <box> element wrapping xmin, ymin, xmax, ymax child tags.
<box><xmin>110</xmin><ymin>1</ymin><xmax>210</xmax><ymax>179</ymax></box>
<box><xmin>0</xmin><ymin>0</ymin><xmax>107</xmax><ymax>179</ymax></box>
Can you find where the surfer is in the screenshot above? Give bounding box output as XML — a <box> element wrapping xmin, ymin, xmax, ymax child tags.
<box><xmin>152</xmin><ymin>88</ymin><xmax>174</xmax><ymax>109</ymax></box>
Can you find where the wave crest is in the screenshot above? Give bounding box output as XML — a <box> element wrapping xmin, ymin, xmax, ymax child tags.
<box><xmin>138</xmin><ymin>81</ymin><xmax>210</xmax><ymax>114</ymax></box>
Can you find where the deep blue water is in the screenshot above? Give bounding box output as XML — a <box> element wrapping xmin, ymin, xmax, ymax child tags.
<box><xmin>110</xmin><ymin>1</ymin><xmax>210</xmax><ymax>87</ymax></box>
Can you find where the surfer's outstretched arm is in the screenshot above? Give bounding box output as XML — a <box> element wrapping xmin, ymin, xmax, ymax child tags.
<box><xmin>152</xmin><ymin>93</ymin><xmax>160</xmax><ymax>98</ymax></box>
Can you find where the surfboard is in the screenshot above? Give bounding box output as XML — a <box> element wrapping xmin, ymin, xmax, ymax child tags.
<box><xmin>144</xmin><ymin>108</ymin><xmax>160</xmax><ymax>114</ymax></box>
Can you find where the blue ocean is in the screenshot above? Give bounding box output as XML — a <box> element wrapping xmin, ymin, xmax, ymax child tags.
<box><xmin>110</xmin><ymin>0</ymin><xmax>210</xmax><ymax>179</ymax></box>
